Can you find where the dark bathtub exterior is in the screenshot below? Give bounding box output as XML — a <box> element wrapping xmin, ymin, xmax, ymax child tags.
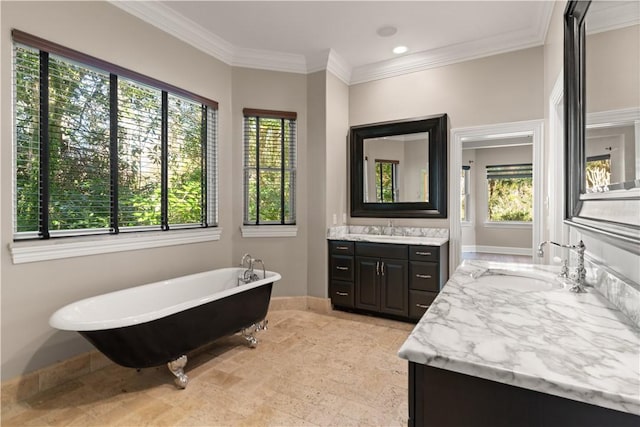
<box><xmin>79</xmin><ymin>282</ymin><xmax>273</xmax><ymax>368</ymax></box>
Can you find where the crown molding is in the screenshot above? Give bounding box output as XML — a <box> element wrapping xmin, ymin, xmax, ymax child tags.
<box><xmin>110</xmin><ymin>0</ymin><xmax>555</xmax><ymax>86</ymax></box>
<box><xmin>109</xmin><ymin>0</ymin><xmax>235</xmax><ymax>64</ymax></box>
<box><xmin>233</xmin><ymin>47</ymin><xmax>307</xmax><ymax>74</ymax></box>
<box><xmin>350</xmin><ymin>26</ymin><xmax>544</xmax><ymax>85</ymax></box>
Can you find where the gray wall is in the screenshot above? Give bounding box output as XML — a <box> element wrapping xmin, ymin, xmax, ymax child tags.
<box><xmin>348</xmin><ymin>46</ymin><xmax>544</xmax><ymax>229</ymax></box>
<box><xmin>230</xmin><ymin>67</ymin><xmax>309</xmax><ymax>298</ymax></box>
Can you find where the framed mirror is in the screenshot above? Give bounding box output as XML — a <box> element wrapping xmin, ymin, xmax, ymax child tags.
<box><xmin>350</xmin><ymin>114</ymin><xmax>448</xmax><ymax>218</ymax></box>
<box><xmin>564</xmin><ymin>0</ymin><xmax>640</xmax><ymax>253</ymax></box>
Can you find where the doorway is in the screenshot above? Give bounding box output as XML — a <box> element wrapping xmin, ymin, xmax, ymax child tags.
<box><xmin>449</xmin><ymin>120</ymin><xmax>544</xmax><ymax>275</ymax></box>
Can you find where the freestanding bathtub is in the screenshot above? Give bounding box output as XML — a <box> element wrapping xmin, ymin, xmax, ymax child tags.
<box><xmin>49</xmin><ymin>267</ymin><xmax>280</xmax><ymax>388</ymax></box>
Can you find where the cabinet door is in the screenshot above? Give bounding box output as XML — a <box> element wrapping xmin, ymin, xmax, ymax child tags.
<box><xmin>380</xmin><ymin>258</ymin><xmax>408</xmax><ymax>317</ymax></box>
<box><xmin>355</xmin><ymin>256</ymin><xmax>379</xmax><ymax>311</ymax></box>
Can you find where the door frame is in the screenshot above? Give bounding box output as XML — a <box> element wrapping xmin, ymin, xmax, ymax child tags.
<box><xmin>449</xmin><ymin>120</ymin><xmax>544</xmax><ymax>275</ymax></box>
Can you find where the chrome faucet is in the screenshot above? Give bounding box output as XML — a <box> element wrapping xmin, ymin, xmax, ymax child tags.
<box><xmin>537</xmin><ymin>240</ymin><xmax>587</xmax><ymax>293</ymax></box>
<box><xmin>251</xmin><ymin>258</ymin><xmax>266</xmax><ymax>280</ymax></box>
<box><xmin>238</xmin><ymin>254</ymin><xmax>266</xmax><ymax>285</ymax></box>
<box><xmin>240</xmin><ymin>253</ymin><xmax>252</xmax><ymax>269</ymax></box>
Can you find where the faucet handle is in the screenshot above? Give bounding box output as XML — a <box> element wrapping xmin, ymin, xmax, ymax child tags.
<box><xmin>559</xmin><ymin>259</ymin><xmax>569</xmax><ymax>278</ymax></box>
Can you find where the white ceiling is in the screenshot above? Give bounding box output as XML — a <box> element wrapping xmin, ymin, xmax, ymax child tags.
<box><xmin>112</xmin><ymin>1</ymin><xmax>556</xmax><ymax>84</ymax></box>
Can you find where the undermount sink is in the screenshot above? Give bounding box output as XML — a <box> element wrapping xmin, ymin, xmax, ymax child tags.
<box><xmin>475</xmin><ymin>271</ymin><xmax>564</xmax><ymax>292</ymax></box>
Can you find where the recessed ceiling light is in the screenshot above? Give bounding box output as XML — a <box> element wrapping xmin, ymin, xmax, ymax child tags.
<box><xmin>377</xmin><ymin>26</ymin><xmax>397</xmax><ymax>37</ymax></box>
<box><xmin>393</xmin><ymin>46</ymin><xmax>408</xmax><ymax>54</ymax></box>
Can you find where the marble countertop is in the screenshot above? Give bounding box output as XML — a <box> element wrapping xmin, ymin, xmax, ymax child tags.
<box><xmin>398</xmin><ymin>260</ymin><xmax>640</xmax><ymax>415</ymax></box>
<box><xmin>327</xmin><ymin>225</ymin><xmax>449</xmax><ymax>246</ymax></box>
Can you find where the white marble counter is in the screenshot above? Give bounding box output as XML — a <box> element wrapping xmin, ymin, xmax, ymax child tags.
<box><xmin>398</xmin><ymin>260</ymin><xmax>640</xmax><ymax>415</ymax></box>
<box><xmin>327</xmin><ymin>225</ymin><xmax>449</xmax><ymax>246</ymax></box>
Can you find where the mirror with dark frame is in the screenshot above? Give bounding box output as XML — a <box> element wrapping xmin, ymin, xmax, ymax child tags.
<box><xmin>350</xmin><ymin>114</ymin><xmax>448</xmax><ymax>218</ymax></box>
<box><xmin>564</xmin><ymin>0</ymin><xmax>640</xmax><ymax>253</ymax></box>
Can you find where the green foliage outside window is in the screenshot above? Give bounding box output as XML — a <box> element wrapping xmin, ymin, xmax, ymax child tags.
<box><xmin>487</xmin><ymin>177</ymin><xmax>533</xmax><ymax>222</ymax></box>
<box><xmin>375</xmin><ymin>161</ymin><xmax>396</xmax><ymax>203</ymax></box>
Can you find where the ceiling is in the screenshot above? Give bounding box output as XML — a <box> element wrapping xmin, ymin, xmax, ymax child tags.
<box><xmin>112</xmin><ymin>1</ymin><xmax>556</xmax><ymax>85</ymax></box>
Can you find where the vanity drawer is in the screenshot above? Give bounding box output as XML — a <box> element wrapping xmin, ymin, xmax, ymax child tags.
<box><xmin>409</xmin><ymin>245</ymin><xmax>439</xmax><ymax>262</ymax></box>
<box><xmin>331</xmin><ymin>255</ymin><xmax>354</xmax><ymax>281</ymax></box>
<box><xmin>409</xmin><ymin>290</ymin><xmax>438</xmax><ymax>319</ymax></box>
<box><xmin>410</xmin><ymin>262</ymin><xmax>439</xmax><ymax>292</ymax></box>
<box><xmin>356</xmin><ymin>242</ymin><xmax>407</xmax><ymax>259</ymax></box>
<box><xmin>330</xmin><ymin>281</ymin><xmax>354</xmax><ymax>308</ymax></box>
<box><xmin>330</xmin><ymin>241</ymin><xmax>354</xmax><ymax>255</ymax></box>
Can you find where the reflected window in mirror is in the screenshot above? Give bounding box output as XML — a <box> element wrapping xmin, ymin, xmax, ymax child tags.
<box><xmin>373</xmin><ymin>159</ymin><xmax>399</xmax><ymax>203</ymax></box>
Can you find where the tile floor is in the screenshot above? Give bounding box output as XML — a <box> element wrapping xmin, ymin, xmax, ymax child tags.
<box><xmin>2</xmin><ymin>309</ymin><xmax>415</xmax><ymax>426</ymax></box>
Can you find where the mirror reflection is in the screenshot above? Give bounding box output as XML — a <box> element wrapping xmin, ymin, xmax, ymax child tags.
<box><xmin>584</xmin><ymin>0</ymin><xmax>640</xmax><ymax>193</ymax></box>
<box><xmin>362</xmin><ymin>132</ymin><xmax>429</xmax><ymax>203</ymax></box>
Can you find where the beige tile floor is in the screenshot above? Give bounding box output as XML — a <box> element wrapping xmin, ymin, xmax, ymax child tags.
<box><xmin>2</xmin><ymin>309</ymin><xmax>414</xmax><ymax>426</ymax></box>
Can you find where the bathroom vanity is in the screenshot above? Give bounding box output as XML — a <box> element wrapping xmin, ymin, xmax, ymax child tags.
<box><xmin>327</xmin><ymin>227</ymin><xmax>448</xmax><ymax>322</ymax></box>
<box><xmin>398</xmin><ymin>261</ymin><xmax>640</xmax><ymax>426</ymax></box>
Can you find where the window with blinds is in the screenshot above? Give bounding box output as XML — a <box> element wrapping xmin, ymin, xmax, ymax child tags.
<box><xmin>461</xmin><ymin>165</ymin><xmax>471</xmax><ymax>222</ymax></box>
<box><xmin>243</xmin><ymin>109</ymin><xmax>296</xmax><ymax>225</ymax></box>
<box><xmin>12</xmin><ymin>30</ymin><xmax>218</xmax><ymax>240</ymax></box>
<box><xmin>486</xmin><ymin>163</ymin><xmax>533</xmax><ymax>222</ymax></box>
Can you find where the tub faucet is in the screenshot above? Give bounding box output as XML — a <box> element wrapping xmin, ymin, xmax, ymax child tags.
<box><xmin>537</xmin><ymin>240</ymin><xmax>586</xmax><ymax>293</ymax></box>
<box><xmin>252</xmin><ymin>259</ymin><xmax>266</xmax><ymax>280</ymax></box>
<box><xmin>240</xmin><ymin>253</ymin><xmax>252</xmax><ymax>269</ymax></box>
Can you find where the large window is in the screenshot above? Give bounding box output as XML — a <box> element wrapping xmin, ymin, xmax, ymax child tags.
<box><xmin>486</xmin><ymin>163</ymin><xmax>533</xmax><ymax>222</ymax></box>
<box><xmin>243</xmin><ymin>109</ymin><xmax>296</xmax><ymax>225</ymax></box>
<box><xmin>13</xmin><ymin>31</ymin><xmax>218</xmax><ymax>240</ymax></box>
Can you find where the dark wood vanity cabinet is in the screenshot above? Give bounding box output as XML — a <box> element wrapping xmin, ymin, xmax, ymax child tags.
<box><xmin>329</xmin><ymin>240</ymin><xmax>448</xmax><ymax>321</ymax></box>
<box><xmin>355</xmin><ymin>243</ymin><xmax>408</xmax><ymax>317</ymax></box>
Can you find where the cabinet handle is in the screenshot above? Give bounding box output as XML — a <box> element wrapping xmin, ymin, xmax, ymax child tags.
<box><xmin>415</xmin><ymin>251</ymin><xmax>432</xmax><ymax>256</ymax></box>
<box><xmin>416</xmin><ymin>274</ymin><xmax>432</xmax><ymax>279</ymax></box>
<box><xmin>336</xmin><ymin>246</ymin><xmax>349</xmax><ymax>250</ymax></box>
<box><xmin>376</xmin><ymin>261</ymin><xmax>380</xmax><ymax>275</ymax></box>
<box><xmin>336</xmin><ymin>291</ymin><xmax>349</xmax><ymax>296</ymax></box>
<box><xmin>336</xmin><ymin>266</ymin><xmax>349</xmax><ymax>271</ymax></box>
<box><xmin>415</xmin><ymin>303</ymin><xmax>429</xmax><ymax>309</ymax></box>
<box><xmin>381</xmin><ymin>261</ymin><xmax>385</xmax><ymax>276</ymax></box>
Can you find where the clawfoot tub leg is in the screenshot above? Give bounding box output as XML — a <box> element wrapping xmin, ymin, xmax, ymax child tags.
<box><xmin>167</xmin><ymin>355</ymin><xmax>188</xmax><ymax>389</ymax></box>
<box><xmin>241</xmin><ymin>319</ymin><xmax>268</xmax><ymax>348</ymax></box>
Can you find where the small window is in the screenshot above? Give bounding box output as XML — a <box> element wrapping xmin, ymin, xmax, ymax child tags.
<box><xmin>243</xmin><ymin>109</ymin><xmax>297</xmax><ymax>225</ymax></box>
<box><xmin>374</xmin><ymin>159</ymin><xmax>398</xmax><ymax>203</ymax></box>
<box><xmin>12</xmin><ymin>31</ymin><xmax>218</xmax><ymax>240</ymax></box>
<box><xmin>461</xmin><ymin>165</ymin><xmax>471</xmax><ymax>222</ymax></box>
<box><xmin>486</xmin><ymin>163</ymin><xmax>533</xmax><ymax>222</ymax></box>
<box><xmin>585</xmin><ymin>154</ymin><xmax>611</xmax><ymax>192</ymax></box>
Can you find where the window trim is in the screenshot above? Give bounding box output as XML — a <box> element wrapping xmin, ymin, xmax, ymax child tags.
<box><xmin>12</xmin><ymin>30</ymin><xmax>219</xmax><ymax>240</ymax></box>
<box><xmin>9</xmin><ymin>228</ymin><xmax>222</xmax><ymax>264</ymax></box>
